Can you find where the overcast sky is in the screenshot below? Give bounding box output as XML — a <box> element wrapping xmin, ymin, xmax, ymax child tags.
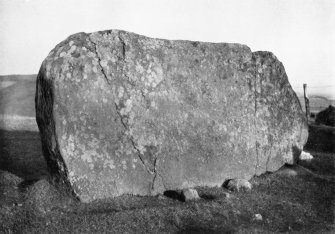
<box><xmin>0</xmin><ymin>0</ymin><xmax>334</xmax><ymax>98</ymax></box>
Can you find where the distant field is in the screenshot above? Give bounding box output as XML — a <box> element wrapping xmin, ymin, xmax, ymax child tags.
<box><xmin>0</xmin><ymin>75</ymin><xmax>37</xmax><ymax>131</ymax></box>
<box><xmin>298</xmin><ymin>95</ymin><xmax>335</xmax><ymax>113</ymax></box>
<box><xmin>0</xmin><ymin>129</ymin><xmax>46</xmax><ymax>180</ymax></box>
<box><xmin>0</xmin><ymin>74</ymin><xmax>36</xmax><ymax>117</ymax></box>
<box><xmin>0</xmin><ymin>114</ymin><xmax>38</xmax><ymax>131</ymax></box>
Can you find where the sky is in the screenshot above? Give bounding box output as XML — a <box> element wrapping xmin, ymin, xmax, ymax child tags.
<box><xmin>0</xmin><ymin>0</ymin><xmax>334</xmax><ymax>98</ymax></box>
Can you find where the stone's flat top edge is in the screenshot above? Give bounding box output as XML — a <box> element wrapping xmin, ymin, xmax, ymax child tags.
<box><xmin>46</xmin><ymin>29</ymin><xmax>286</xmax><ymax>67</ymax></box>
<box><xmin>71</xmin><ymin>29</ymin><xmax>285</xmax><ymax>63</ymax></box>
<box><xmin>67</xmin><ymin>29</ymin><xmax>252</xmax><ymax>52</ymax></box>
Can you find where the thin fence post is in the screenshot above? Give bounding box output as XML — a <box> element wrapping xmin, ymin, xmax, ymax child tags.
<box><xmin>303</xmin><ymin>84</ymin><xmax>310</xmax><ymax>122</ymax></box>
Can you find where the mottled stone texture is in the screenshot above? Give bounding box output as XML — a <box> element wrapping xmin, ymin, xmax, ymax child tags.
<box><xmin>35</xmin><ymin>30</ymin><xmax>308</xmax><ymax>202</ymax></box>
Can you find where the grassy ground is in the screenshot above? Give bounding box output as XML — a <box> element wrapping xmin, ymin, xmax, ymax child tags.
<box><xmin>0</xmin><ymin>127</ymin><xmax>334</xmax><ymax>233</ymax></box>
<box><xmin>304</xmin><ymin>124</ymin><xmax>335</xmax><ymax>153</ymax></box>
<box><xmin>0</xmin><ymin>130</ymin><xmax>47</xmax><ymax>180</ymax></box>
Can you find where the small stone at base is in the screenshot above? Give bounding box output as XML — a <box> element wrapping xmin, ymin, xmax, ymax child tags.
<box><xmin>222</xmin><ymin>192</ymin><xmax>230</xmax><ymax>198</ymax></box>
<box><xmin>299</xmin><ymin>151</ymin><xmax>313</xmax><ymax>161</ymax></box>
<box><xmin>181</xmin><ymin>188</ymin><xmax>200</xmax><ymax>202</ymax></box>
<box><xmin>254</xmin><ymin>213</ymin><xmax>263</xmax><ymax>221</ymax></box>
<box><xmin>226</xmin><ymin>179</ymin><xmax>252</xmax><ymax>192</ymax></box>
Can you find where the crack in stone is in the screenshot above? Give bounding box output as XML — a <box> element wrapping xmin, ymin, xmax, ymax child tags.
<box><xmin>255</xmin><ymin>64</ymin><xmax>276</xmax><ymax>174</ymax></box>
<box><xmin>151</xmin><ymin>158</ymin><xmax>159</xmax><ymax>190</ymax></box>
<box><xmin>117</xmin><ymin>32</ymin><xmax>126</xmax><ymax>61</ymax></box>
<box><xmin>116</xmin><ymin>33</ymin><xmax>146</xmax><ymax>100</ymax></box>
<box><xmin>150</xmin><ymin>157</ymin><xmax>166</xmax><ymax>191</ymax></box>
<box><xmin>89</xmin><ymin>35</ymin><xmax>111</xmax><ymax>85</ymax></box>
<box><xmin>252</xmin><ymin>53</ymin><xmax>260</xmax><ymax>175</ymax></box>
<box><xmin>114</xmin><ymin>102</ymin><xmax>155</xmax><ymax>175</ymax></box>
<box><xmin>116</xmin><ymin>32</ymin><xmax>164</xmax><ymax>190</ymax></box>
<box><xmin>89</xmin><ymin>32</ymin><xmax>165</xmax><ymax>191</ymax></box>
<box><xmin>265</xmin><ymin>146</ymin><xmax>272</xmax><ymax>171</ymax></box>
<box><xmin>88</xmin><ymin>33</ymin><xmax>155</xmax><ymax>176</ymax></box>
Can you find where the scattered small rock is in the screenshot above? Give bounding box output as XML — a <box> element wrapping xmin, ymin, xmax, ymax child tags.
<box><xmin>253</xmin><ymin>213</ymin><xmax>263</xmax><ymax>221</ymax></box>
<box><xmin>24</xmin><ymin>178</ymin><xmax>57</xmax><ymax>214</ymax></box>
<box><xmin>225</xmin><ymin>179</ymin><xmax>252</xmax><ymax>192</ymax></box>
<box><xmin>223</xmin><ymin>192</ymin><xmax>230</xmax><ymax>198</ymax></box>
<box><xmin>0</xmin><ymin>170</ymin><xmax>23</xmax><ymax>187</ymax></box>
<box><xmin>181</xmin><ymin>188</ymin><xmax>200</xmax><ymax>202</ymax></box>
<box><xmin>299</xmin><ymin>151</ymin><xmax>313</xmax><ymax>161</ymax></box>
<box><xmin>13</xmin><ymin>202</ymin><xmax>23</xmax><ymax>207</ymax></box>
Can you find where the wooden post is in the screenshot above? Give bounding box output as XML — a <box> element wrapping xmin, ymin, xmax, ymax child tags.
<box><xmin>303</xmin><ymin>84</ymin><xmax>310</xmax><ymax>122</ymax></box>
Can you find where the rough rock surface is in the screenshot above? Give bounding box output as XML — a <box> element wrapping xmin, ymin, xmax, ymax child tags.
<box><xmin>0</xmin><ymin>170</ymin><xmax>23</xmax><ymax>187</ymax></box>
<box><xmin>181</xmin><ymin>188</ymin><xmax>200</xmax><ymax>202</ymax></box>
<box><xmin>299</xmin><ymin>151</ymin><xmax>313</xmax><ymax>161</ymax></box>
<box><xmin>35</xmin><ymin>29</ymin><xmax>308</xmax><ymax>202</ymax></box>
<box><xmin>253</xmin><ymin>214</ymin><xmax>263</xmax><ymax>221</ymax></box>
<box><xmin>225</xmin><ymin>179</ymin><xmax>252</xmax><ymax>192</ymax></box>
<box><xmin>23</xmin><ymin>179</ymin><xmax>73</xmax><ymax>214</ymax></box>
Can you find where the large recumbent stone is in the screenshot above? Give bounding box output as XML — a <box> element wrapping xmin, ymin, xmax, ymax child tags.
<box><xmin>35</xmin><ymin>29</ymin><xmax>308</xmax><ymax>202</ymax></box>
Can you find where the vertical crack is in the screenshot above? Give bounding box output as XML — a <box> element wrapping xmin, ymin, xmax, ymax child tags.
<box><xmin>151</xmin><ymin>157</ymin><xmax>166</xmax><ymax>191</ymax></box>
<box><xmin>88</xmin><ymin>35</ymin><xmax>111</xmax><ymax>85</ymax></box>
<box><xmin>88</xmin><ymin>34</ymin><xmax>151</xmax><ymax>174</ymax></box>
<box><xmin>114</xmin><ymin>103</ymin><xmax>154</xmax><ymax>175</ymax></box>
<box><xmin>253</xmin><ymin>53</ymin><xmax>260</xmax><ymax>175</ymax></box>
<box><xmin>265</xmin><ymin>146</ymin><xmax>273</xmax><ymax>171</ymax></box>
<box><xmin>89</xmin><ymin>32</ymin><xmax>163</xmax><ymax>191</ymax></box>
<box><xmin>118</xmin><ymin>32</ymin><xmax>126</xmax><ymax>61</ymax></box>
<box><xmin>151</xmin><ymin>158</ymin><xmax>158</xmax><ymax>190</ymax></box>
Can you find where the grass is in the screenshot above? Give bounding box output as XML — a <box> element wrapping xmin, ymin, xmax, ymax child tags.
<box><xmin>0</xmin><ymin>130</ymin><xmax>47</xmax><ymax>180</ymax></box>
<box><xmin>1</xmin><ymin>161</ymin><xmax>334</xmax><ymax>233</ymax></box>
<box><xmin>298</xmin><ymin>151</ymin><xmax>335</xmax><ymax>177</ymax></box>
<box><xmin>0</xmin><ymin>126</ymin><xmax>334</xmax><ymax>233</ymax></box>
<box><xmin>304</xmin><ymin>124</ymin><xmax>335</xmax><ymax>153</ymax></box>
<box><xmin>0</xmin><ymin>74</ymin><xmax>38</xmax><ymax>132</ymax></box>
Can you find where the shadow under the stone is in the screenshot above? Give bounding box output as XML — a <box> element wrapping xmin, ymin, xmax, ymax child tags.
<box><xmin>0</xmin><ymin>129</ymin><xmax>47</xmax><ymax>180</ymax></box>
